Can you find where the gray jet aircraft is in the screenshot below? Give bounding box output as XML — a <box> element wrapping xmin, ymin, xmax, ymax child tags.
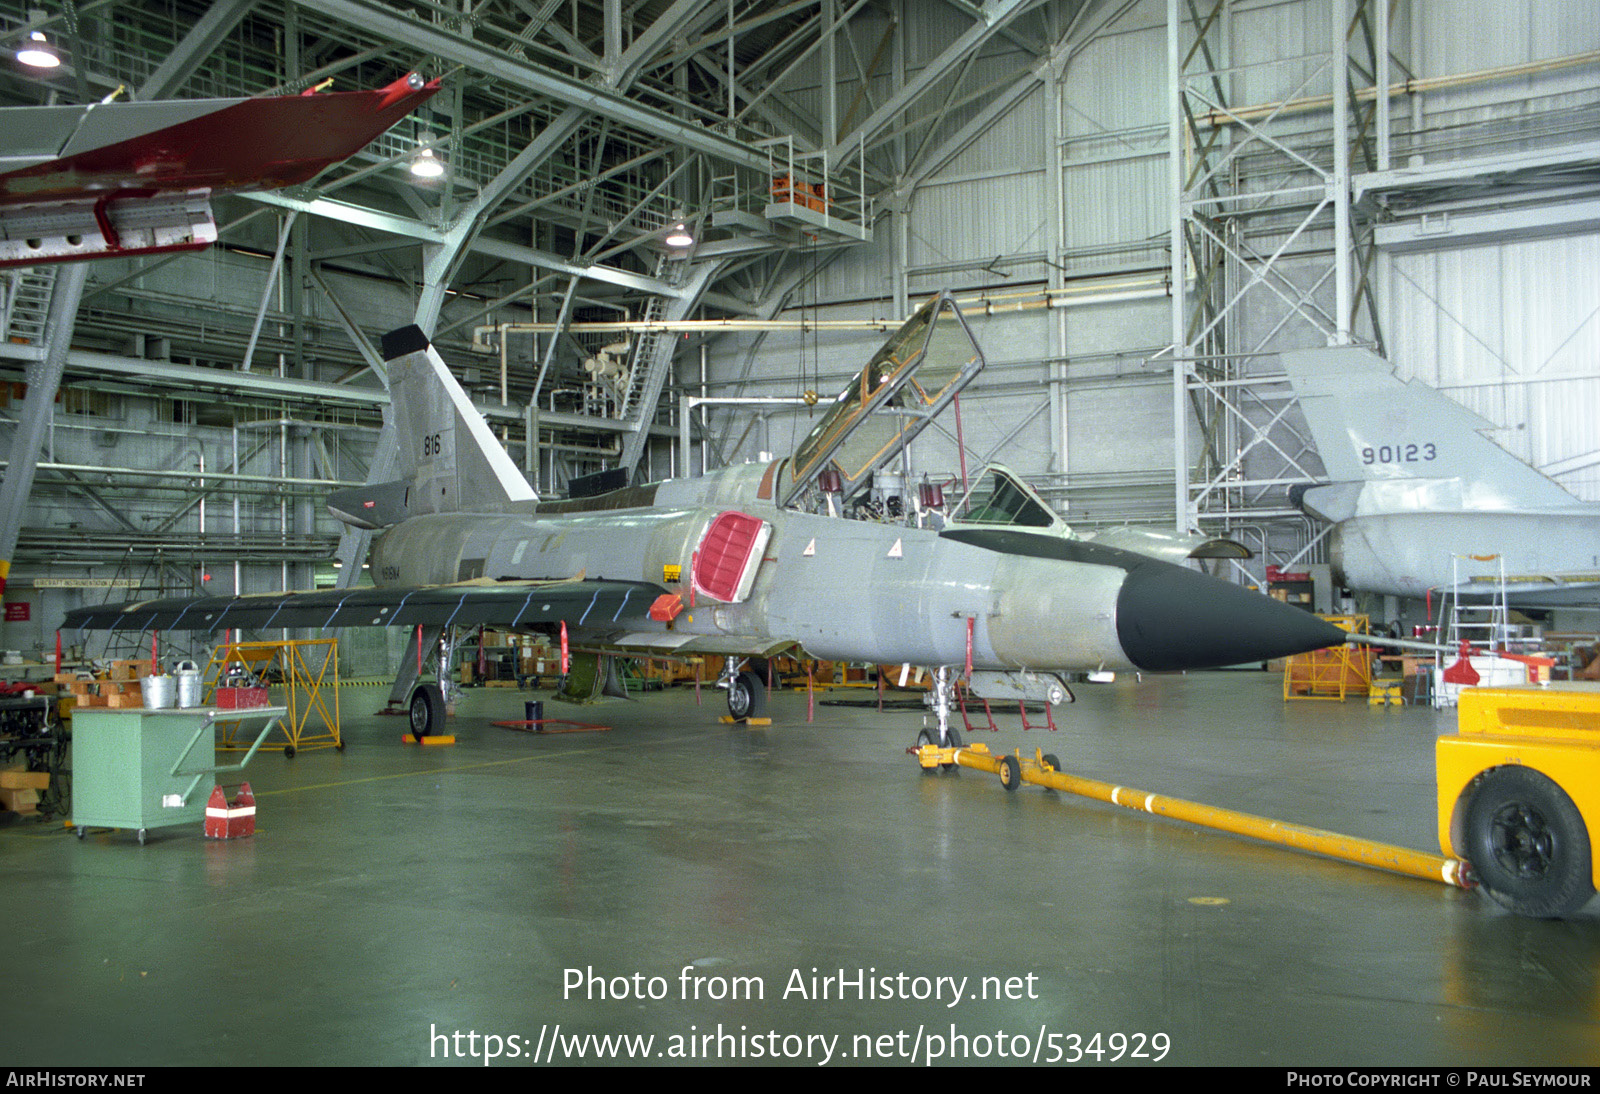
<box><xmin>64</xmin><ymin>294</ymin><xmax>1347</xmax><ymax>744</ymax></box>
<box><xmin>1283</xmin><ymin>346</ymin><xmax>1600</xmax><ymax>610</ymax></box>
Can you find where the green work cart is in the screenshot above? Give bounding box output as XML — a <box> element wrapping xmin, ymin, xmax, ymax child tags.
<box><xmin>71</xmin><ymin>706</ymin><xmax>284</xmax><ymax>844</ymax></box>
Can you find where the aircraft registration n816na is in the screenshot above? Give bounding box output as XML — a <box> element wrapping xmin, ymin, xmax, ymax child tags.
<box><xmin>64</xmin><ymin>294</ymin><xmax>1346</xmax><ymax>745</ymax></box>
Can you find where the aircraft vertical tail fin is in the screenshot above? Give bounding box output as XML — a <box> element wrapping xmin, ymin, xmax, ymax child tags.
<box><xmin>1281</xmin><ymin>346</ymin><xmax>1577</xmax><ymax>522</ymax></box>
<box><xmin>380</xmin><ymin>325</ymin><xmax>536</xmax><ymax>514</ymax></box>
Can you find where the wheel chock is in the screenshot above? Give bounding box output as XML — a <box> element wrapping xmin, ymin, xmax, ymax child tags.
<box><xmin>401</xmin><ymin>734</ymin><xmax>456</xmax><ymax>746</ymax></box>
<box><xmin>204</xmin><ymin>783</ymin><xmax>256</xmax><ymax>839</ymax></box>
<box><xmin>719</xmin><ymin>716</ymin><xmax>772</xmax><ymax>726</ymax></box>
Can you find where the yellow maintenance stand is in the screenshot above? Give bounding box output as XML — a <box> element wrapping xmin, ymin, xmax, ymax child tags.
<box><xmin>206</xmin><ymin>637</ymin><xmax>343</xmax><ymax>757</ymax></box>
<box><xmin>1438</xmin><ymin>683</ymin><xmax>1600</xmax><ymax>918</ymax></box>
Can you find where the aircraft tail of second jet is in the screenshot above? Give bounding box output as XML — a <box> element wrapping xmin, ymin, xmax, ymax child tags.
<box><xmin>1280</xmin><ymin>345</ymin><xmax>1578</xmax><ymax>523</ymax></box>
<box><xmin>380</xmin><ymin>325</ymin><xmax>536</xmax><ymax>516</ymax></box>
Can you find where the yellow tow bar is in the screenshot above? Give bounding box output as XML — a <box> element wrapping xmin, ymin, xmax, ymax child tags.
<box><xmin>913</xmin><ymin>742</ymin><xmax>1472</xmax><ymax>891</ymax></box>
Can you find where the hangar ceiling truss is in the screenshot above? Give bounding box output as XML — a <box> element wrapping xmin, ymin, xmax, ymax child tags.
<box><xmin>0</xmin><ymin>0</ymin><xmax>1116</xmax><ymax>592</ymax></box>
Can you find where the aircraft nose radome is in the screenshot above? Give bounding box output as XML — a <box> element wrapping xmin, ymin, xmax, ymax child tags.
<box><xmin>1115</xmin><ymin>562</ymin><xmax>1348</xmax><ymax>672</ymax></box>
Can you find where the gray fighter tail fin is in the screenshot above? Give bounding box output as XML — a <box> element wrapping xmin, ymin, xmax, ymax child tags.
<box><xmin>1280</xmin><ymin>346</ymin><xmax>1576</xmax><ymax>522</ymax></box>
<box><xmin>380</xmin><ymin>325</ymin><xmax>536</xmax><ymax>514</ymax></box>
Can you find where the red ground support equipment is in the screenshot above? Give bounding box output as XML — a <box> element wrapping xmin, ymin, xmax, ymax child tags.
<box><xmin>204</xmin><ymin>783</ymin><xmax>256</xmax><ymax>839</ymax></box>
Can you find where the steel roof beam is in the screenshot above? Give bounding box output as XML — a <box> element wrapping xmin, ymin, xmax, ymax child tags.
<box><xmin>829</xmin><ymin>0</ymin><xmax>1043</xmax><ymax>162</ymax></box>
<box><xmin>0</xmin><ymin>342</ymin><xmax>679</xmax><ymax>436</ymax></box>
<box><xmin>290</xmin><ymin>0</ymin><xmax>776</xmax><ymax>172</ymax></box>
<box><xmin>242</xmin><ymin>190</ymin><xmax>680</xmax><ymax>296</ymax></box>
<box><xmin>610</xmin><ymin>0</ymin><xmax>723</xmax><ymax>89</ymax></box>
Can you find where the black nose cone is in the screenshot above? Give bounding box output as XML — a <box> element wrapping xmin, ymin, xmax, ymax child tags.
<box><xmin>1116</xmin><ymin>562</ymin><xmax>1348</xmax><ymax>671</ymax></box>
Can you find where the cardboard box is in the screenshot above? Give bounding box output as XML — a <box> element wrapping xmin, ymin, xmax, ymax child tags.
<box><xmin>0</xmin><ymin>769</ymin><xmax>49</xmax><ymax>790</ymax></box>
<box><xmin>0</xmin><ymin>786</ymin><xmax>40</xmax><ymax>814</ymax></box>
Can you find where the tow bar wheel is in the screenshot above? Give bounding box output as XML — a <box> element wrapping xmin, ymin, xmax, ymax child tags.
<box><xmin>1465</xmin><ymin>766</ymin><xmax>1595</xmax><ymax>919</ymax></box>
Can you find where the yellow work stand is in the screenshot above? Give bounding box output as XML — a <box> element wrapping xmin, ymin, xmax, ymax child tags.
<box><xmin>207</xmin><ymin>638</ymin><xmax>343</xmax><ymax>757</ymax></box>
<box><xmin>1284</xmin><ymin>613</ymin><xmax>1373</xmax><ymax>701</ymax></box>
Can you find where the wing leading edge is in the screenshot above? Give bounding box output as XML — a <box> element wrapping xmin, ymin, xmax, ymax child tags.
<box><xmin>60</xmin><ymin>579</ymin><xmax>667</xmax><ymax>635</ymax></box>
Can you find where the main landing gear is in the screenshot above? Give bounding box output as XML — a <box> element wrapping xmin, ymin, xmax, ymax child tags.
<box><xmin>408</xmin><ymin>683</ymin><xmax>446</xmax><ymax>743</ymax></box>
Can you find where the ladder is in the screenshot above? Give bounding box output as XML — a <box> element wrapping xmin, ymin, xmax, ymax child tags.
<box><xmin>616</xmin><ymin>251</ymin><xmax>684</xmax><ymax>423</ymax></box>
<box><xmin>91</xmin><ymin>552</ymin><xmax>206</xmax><ymax>669</ymax></box>
<box><xmin>614</xmin><ymin>257</ymin><xmax>720</xmax><ymax>475</ymax></box>
<box><xmin>1</xmin><ymin>266</ymin><xmax>60</xmax><ymax>346</ymax></box>
<box><xmin>1441</xmin><ymin>553</ymin><xmax>1513</xmax><ymax>660</ymax></box>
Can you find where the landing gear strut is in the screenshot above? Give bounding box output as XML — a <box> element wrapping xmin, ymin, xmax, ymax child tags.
<box><xmin>923</xmin><ymin>666</ymin><xmax>962</xmax><ymax>748</ymax></box>
<box><xmin>402</xmin><ymin>628</ymin><xmax>455</xmax><ymax>742</ymax></box>
<box><xmin>717</xmin><ymin>658</ymin><xmax>767</xmax><ymax>720</ymax></box>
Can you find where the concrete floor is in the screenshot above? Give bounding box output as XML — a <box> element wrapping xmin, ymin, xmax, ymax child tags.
<box><xmin>2</xmin><ymin>669</ymin><xmax>1598</xmax><ymax>1068</ymax></box>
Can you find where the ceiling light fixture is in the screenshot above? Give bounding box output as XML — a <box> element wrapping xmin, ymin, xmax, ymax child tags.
<box><xmin>410</xmin><ymin>145</ymin><xmax>444</xmax><ymax>178</ymax></box>
<box><xmin>16</xmin><ymin>29</ymin><xmax>60</xmax><ymax>68</ymax></box>
<box><xmin>665</xmin><ymin>222</ymin><xmax>693</xmax><ymax>248</ymax></box>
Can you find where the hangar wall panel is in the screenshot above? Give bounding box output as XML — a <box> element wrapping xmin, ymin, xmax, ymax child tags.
<box><xmin>1385</xmin><ymin>232</ymin><xmax>1600</xmax><ymax>502</ymax></box>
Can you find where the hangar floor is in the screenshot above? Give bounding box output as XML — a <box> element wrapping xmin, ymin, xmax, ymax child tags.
<box><xmin>2</xmin><ymin>669</ymin><xmax>1597</xmax><ymax>1068</ymax></box>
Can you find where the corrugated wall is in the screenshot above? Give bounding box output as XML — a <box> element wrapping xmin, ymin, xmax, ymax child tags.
<box><xmin>1386</xmin><ymin>233</ymin><xmax>1600</xmax><ymax>501</ymax></box>
<box><xmin>718</xmin><ymin>0</ymin><xmax>1600</xmax><ymax>527</ymax></box>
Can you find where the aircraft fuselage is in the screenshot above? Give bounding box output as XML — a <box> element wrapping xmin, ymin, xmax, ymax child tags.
<box><xmin>370</xmin><ymin>502</ymin><xmax>1131</xmax><ymax>670</ymax></box>
<box><xmin>1330</xmin><ymin>510</ymin><xmax>1600</xmax><ymax>603</ymax></box>
<box><xmin>368</xmin><ymin>463</ymin><xmax>1342</xmax><ymax>675</ymax></box>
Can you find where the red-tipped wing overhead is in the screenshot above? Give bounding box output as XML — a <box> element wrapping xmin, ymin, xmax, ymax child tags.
<box><xmin>0</xmin><ymin>74</ymin><xmax>439</xmax><ymax>267</ymax></box>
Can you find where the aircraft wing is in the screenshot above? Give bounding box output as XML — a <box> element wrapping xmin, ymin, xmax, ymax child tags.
<box><xmin>1459</xmin><ymin>574</ymin><xmax>1600</xmax><ymax>612</ymax></box>
<box><xmin>0</xmin><ymin>74</ymin><xmax>439</xmax><ymax>267</ymax></box>
<box><xmin>60</xmin><ymin>578</ymin><xmax>666</xmax><ymax>635</ymax></box>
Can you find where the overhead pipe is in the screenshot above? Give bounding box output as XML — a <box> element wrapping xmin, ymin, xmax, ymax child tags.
<box><xmin>471</xmin><ymin>277</ymin><xmax>1169</xmax><ymax>346</ymax></box>
<box><xmin>1197</xmin><ymin>49</ymin><xmax>1600</xmax><ymax>129</ymax></box>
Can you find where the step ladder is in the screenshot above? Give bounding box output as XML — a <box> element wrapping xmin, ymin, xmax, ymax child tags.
<box><xmin>1</xmin><ymin>266</ymin><xmax>60</xmax><ymax>347</ymax></box>
<box><xmin>616</xmin><ymin>250</ymin><xmax>684</xmax><ymax>423</ymax></box>
<box><xmin>1441</xmin><ymin>553</ymin><xmax>1514</xmax><ymax>658</ymax></box>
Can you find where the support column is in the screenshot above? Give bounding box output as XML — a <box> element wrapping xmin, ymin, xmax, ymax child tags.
<box><xmin>1331</xmin><ymin>0</ymin><xmax>1353</xmax><ymax>347</ymax></box>
<box><xmin>1167</xmin><ymin>0</ymin><xmax>1190</xmax><ymax>534</ymax></box>
<box><xmin>1045</xmin><ymin>39</ymin><xmax>1067</xmax><ymax>480</ymax></box>
<box><xmin>0</xmin><ymin>262</ymin><xmax>89</xmax><ymax>644</ymax></box>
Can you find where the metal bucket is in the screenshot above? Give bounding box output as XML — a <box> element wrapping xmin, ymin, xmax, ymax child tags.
<box><xmin>142</xmin><ymin>673</ymin><xmax>176</xmax><ymax>709</ymax></box>
<box><xmin>173</xmin><ymin>661</ymin><xmax>203</xmax><ymax>708</ymax></box>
